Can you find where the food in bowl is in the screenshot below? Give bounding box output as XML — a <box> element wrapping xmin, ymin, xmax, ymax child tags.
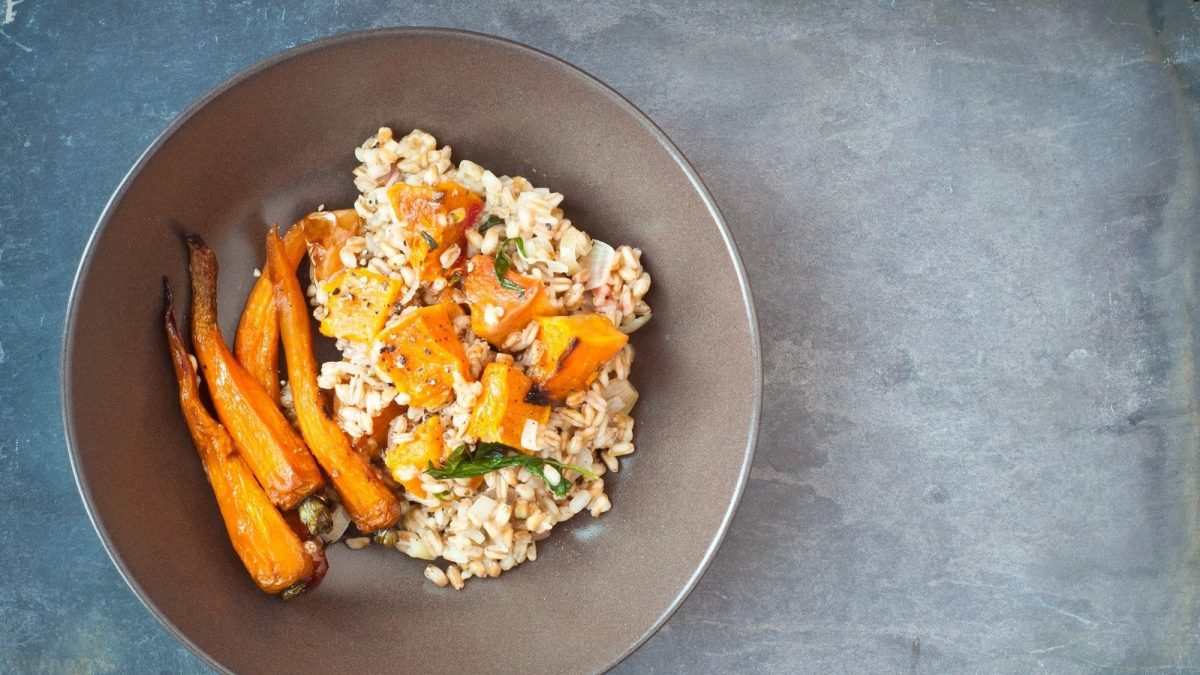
<box><xmin>163</xmin><ymin>128</ymin><xmax>653</xmax><ymax>595</ymax></box>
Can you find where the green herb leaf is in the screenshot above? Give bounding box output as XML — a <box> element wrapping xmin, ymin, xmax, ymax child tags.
<box><xmin>478</xmin><ymin>215</ymin><xmax>504</xmax><ymax>233</ymax></box>
<box><xmin>493</xmin><ymin>239</ymin><xmax>527</xmax><ymax>296</ymax></box>
<box><xmin>494</xmin><ymin>247</ymin><xmax>510</xmax><ymax>279</ymax></box>
<box><xmin>511</xmin><ymin>236</ymin><xmax>528</xmax><ymax>259</ymax></box>
<box><xmin>421</xmin><ymin>231</ymin><xmax>439</xmax><ymax>251</ymax></box>
<box><xmin>426</xmin><ymin>442</ymin><xmax>597</xmax><ymax>499</ymax></box>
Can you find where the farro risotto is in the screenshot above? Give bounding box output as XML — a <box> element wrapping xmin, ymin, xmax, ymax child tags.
<box><xmin>164</xmin><ymin>128</ymin><xmax>652</xmax><ymax>596</ymax></box>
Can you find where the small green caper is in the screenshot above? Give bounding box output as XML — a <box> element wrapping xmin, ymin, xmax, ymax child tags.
<box><xmin>372</xmin><ymin>529</ymin><xmax>398</xmax><ymax>547</ymax></box>
<box><xmin>280</xmin><ymin>582</ymin><xmax>306</xmax><ymax>601</ymax></box>
<box><xmin>298</xmin><ymin>496</ymin><xmax>332</xmax><ymax>537</ymax></box>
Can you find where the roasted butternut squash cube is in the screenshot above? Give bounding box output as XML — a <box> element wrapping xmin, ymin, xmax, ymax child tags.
<box><xmin>319</xmin><ymin>268</ymin><xmax>402</xmax><ymax>342</ymax></box>
<box><xmin>530</xmin><ymin>314</ymin><xmax>628</xmax><ymax>401</ymax></box>
<box><xmin>467</xmin><ymin>362</ymin><xmax>551</xmax><ymax>452</ymax></box>
<box><xmin>352</xmin><ymin>401</ymin><xmax>403</xmax><ymax>459</ymax></box>
<box><xmin>373</xmin><ymin>303</ymin><xmax>471</xmax><ymax>408</ymax></box>
<box><xmin>463</xmin><ymin>255</ymin><xmax>556</xmax><ymax>346</ymax></box>
<box><xmin>383</xmin><ymin>415</ymin><xmax>448</xmax><ymax>499</ymax></box>
<box><xmin>303</xmin><ymin>209</ymin><xmax>363</xmax><ymax>283</ymax></box>
<box><xmin>387</xmin><ymin>181</ymin><xmax>483</xmax><ymax>282</ymax></box>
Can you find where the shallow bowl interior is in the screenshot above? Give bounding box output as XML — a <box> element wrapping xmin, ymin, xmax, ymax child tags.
<box><xmin>63</xmin><ymin>28</ymin><xmax>759</xmax><ymax>674</ymax></box>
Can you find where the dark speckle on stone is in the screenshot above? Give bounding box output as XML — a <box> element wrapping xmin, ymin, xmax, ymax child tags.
<box><xmin>924</xmin><ymin>485</ymin><xmax>949</xmax><ymax>504</ymax></box>
<box><xmin>875</xmin><ymin>348</ymin><xmax>917</xmax><ymax>388</ymax></box>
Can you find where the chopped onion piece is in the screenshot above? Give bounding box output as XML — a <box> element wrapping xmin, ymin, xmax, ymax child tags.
<box><xmin>606</xmin><ymin>379</ymin><xmax>640</xmax><ymax>415</ymax></box>
<box><xmin>470</xmin><ymin>496</ymin><xmax>498</xmax><ymax>523</ymax></box>
<box><xmin>619</xmin><ymin>312</ymin><xmax>652</xmax><ymax>334</ymax></box>
<box><xmin>404</xmin><ymin>538</ymin><xmax>436</xmax><ymax>560</ymax></box>
<box><xmin>318</xmin><ymin>502</ymin><xmax>352</xmax><ymax>544</ymax></box>
<box><xmin>558</xmin><ymin>226</ymin><xmax>589</xmax><ymax>274</ymax></box>
<box><xmin>581</xmin><ymin>240</ymin><xmax>614</xmax><ymax>290</ymax></box>
<box><xmin>521</xmin><ymin>419</ymin><xmax>541</xmax><ymax>452</ymax></box>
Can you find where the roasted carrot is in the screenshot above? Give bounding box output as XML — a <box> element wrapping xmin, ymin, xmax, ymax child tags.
<box><xmin>163</xmin><ymin>280</ymin><xmax>313</xmax><ymax>595</ymax></box>
<box><xmin>233</xmin><ymin>222</ymin><xmax>307</xmax><ymax>402</ymax></box>
<box><xmin>186</xmin><ymin>234</ymin><xmax>325</xmax><ymax>510</ymax></box>
<box><xmin>266</xmin><ymin>229</ymin><xmax>403</xmax><ymax>532</ymax></box>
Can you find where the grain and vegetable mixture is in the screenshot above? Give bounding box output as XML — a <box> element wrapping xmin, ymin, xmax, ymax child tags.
<box><xmin>165</xmin><ymin>128</ymin><xmax>651</xmax><ymax>597</ymax></box>
<box><xmin>302</xmin><ymin>129</ymin><xmax>652</xmax><ymax>588</ymax></box>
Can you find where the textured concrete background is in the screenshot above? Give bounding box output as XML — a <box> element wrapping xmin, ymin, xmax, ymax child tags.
<box><xmin>3</xmin><ymin>1</ymin><xmax>1199</xmax><ymax>672</ymax></box>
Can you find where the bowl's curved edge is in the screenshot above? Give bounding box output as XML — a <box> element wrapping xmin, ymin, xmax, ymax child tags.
<box><xmin>57</xmin><ymin>26</ymin><xmax>324</xmax><ymax>675</ymax></box>
<box><xmin>60</xmin><ymin>26</ymin><xmax>762</xmax><ymax>674</ymax></box>
<box><xmin>552</xmin><ymin>49</ymin><xmax>763</xmax><ymax>675</ymax></box>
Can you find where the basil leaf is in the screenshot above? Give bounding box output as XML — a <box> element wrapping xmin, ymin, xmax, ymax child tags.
<box><xmin>421</xmin><ymin>231</ymin><xmax>439</xmax><ymax>251</ymax></box>
<box><xmin>493</xmin><ymin>239</ymin><xmax>526</xmax><ymax>295</ymax></box>
<box><xmin>425</xmin><ymin>442</ymin><xmax>596</xmax><ymax>498</ymax></box>
<box><xmin>511</xmin><ymin>236</ymin><xmax>528</xmax><ymax>259</ymax></box>
<box><xmin>494</xmin><ymin>247</ymin><xmax>510</xmax><ymax>279</ymax></box>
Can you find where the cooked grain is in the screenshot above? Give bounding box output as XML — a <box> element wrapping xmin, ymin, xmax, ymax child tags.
<box><xmin>307</xmin><ymin>129</ymin><xmax>651</xmax><ymax>589</ymax></box>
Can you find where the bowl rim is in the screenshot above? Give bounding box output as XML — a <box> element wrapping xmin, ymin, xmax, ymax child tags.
<box><xmin>60</xmin><ymin>26</ymin><xmax>762</xmax><ymax>673</ymax></box>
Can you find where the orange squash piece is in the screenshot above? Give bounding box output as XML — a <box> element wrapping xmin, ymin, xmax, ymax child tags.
<box><xmin>304</xmin><ymin>209</ymin><xmax>364</xmax><ymax>284</ymax></box>
<box><xmin>235</xmin><ymin>209</ymin><xmax>363</xmax><ymax>401</ymax></box>
<box><xmin>164</xmin><ymin>282</ymin><xmax>314</xmax><ymax>595</ymax></box>
<box><xmin>373</xmin><ymin>303</ymin><xmax>471</xmax><ymax>409</ymax></box>
<box><xmin>267</xmin><ymin>231</ymin><xmax>403</xmax><ymax>533</ymax></box>
<box><xmin>467</xmin><ymin>362</ymin><xmax>551</xmax><ymax>451</ymax></box>
<box><xmin>352</xmin><ymin>401</ymin><xmax>402</xmax><ymax>459</ymax></box>
<box><xmin>319</xmin><ymin>268</ymin><xmax>402</xmax><ymax>342</ymax></box>
<box><xmin>383</xmin><ymin>415</ymin><xmax>449</xmax><ymax>499</ymax></box>
<box><xmin>185</xmin><ymin>235</ymin><xmax>325</xmax><ymax>510</ymax></box>
<box><xmin>387</xmin><ymin>181</ymin><xmax>483</xmax><ymax>282</ymax></box>
<box><xmin>529</xmin><ymin>314</ymin><xmax>628</xmax><ymax>401</ymax></box>
<box><xmin>233</xmin><ymin>221</ymin><xmax>308</xmax><ymax>402</ymax></box>
<box><xmin>462</xmin><ymin>255</ymin><xmax>556</xmax><ymax>346</ymax></box>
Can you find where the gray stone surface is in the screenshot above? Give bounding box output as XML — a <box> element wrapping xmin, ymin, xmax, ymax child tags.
<box><xmin>2</xmin><ymin>0</ymin><xmax>1199</xmax><ymax>672</ymax></box>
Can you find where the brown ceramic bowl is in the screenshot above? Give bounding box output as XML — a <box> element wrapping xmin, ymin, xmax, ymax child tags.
<box><xmin>63</xmin><ymin>28</ymin><xmax>759</xmax><ymax>673</ymax></box>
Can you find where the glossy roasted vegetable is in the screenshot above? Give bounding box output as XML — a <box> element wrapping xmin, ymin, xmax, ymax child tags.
<box><xmin>462</xmin><ymin>254</ymin><xmax>556</xmax><ymax>346</ymax></box>
<box><xmin>529</xmin><ymin>314</ymin><xmax>628</xmax><ymax>401</ymax></box>
<box><xmin>163</xmin><ymin>280</ymin><xmax>314</xmax><ymax>595</ymax></box>
<box><xmin>319</xmin><ymin>268</ymin><xmax>403</xmax><ymax>342</ymax></box>
<box><xmin>467</xmin><ymin>361</ymin><xmax>551</xmax><ymax>451</ymax></box>
<box><xmin>387</xmin><ymin>181</ymin><xmax>483</xmax><ymax>282</ymax></box>
<box><xmin>303</xmin><ymin>209</ymin><xmax>364</xmax><ymax>284</ymax></box>
<box><xmin>297</xmin><ymin>495</ymin><xmax>333</xmax><ymax>537</ymax></box>
<box><xmin>383</xmin><ymin>415</ymin><xmax>448</xmax><ymax>499</ymax></box>
<box><xmin>266</xmin><ymin>230</ymin><xmax>403</xmax><ymax>533</ymax></box>
<box><xmin>373</xmin><ymin>302</ymin><xmax>472</xmax><ymax>409</ymax></box>
<box><xmin>352</xmin><ymin>401</ymin><xmax>402</xmax><ymax>459</ymax></box>
<box><xmin>233</xmin><ymin>222</ymin><xmax>307</xmax><ymax>402</ymax></box>
<box><xmin>186</xmin><ymin>234</ymin><xmax>325</xmax><ymax>510</ymax></box>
